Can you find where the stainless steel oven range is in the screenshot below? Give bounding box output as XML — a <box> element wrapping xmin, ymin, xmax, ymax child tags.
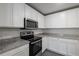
<box><xmin>20</xmin><ymin>31</ymin><xmax>42</xmax><ymax>56</ymax></box>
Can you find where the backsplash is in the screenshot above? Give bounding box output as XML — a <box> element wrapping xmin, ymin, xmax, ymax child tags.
<box><xmin>1</xmin><ymin>28</ymin><xmax>79</xmax><ymax>40</ymax></box>
<box><xmin>0</xmin><ymin>28</ymin><xmax>43</xmax><ymax>40</ymax></box>
<box><xmin>0</xmin><ymin>28</ymin><xmax>20</xmax><ymax>40</ymax></box>
<box><xmin>44</xmin><ymin>28</ymin><xmax>79</xmax><ymax>36</ymax></box>
<box><xmin>21</xmin><ymin>29</ymin><xmax>43</xmax><ymax>35</ymax></box>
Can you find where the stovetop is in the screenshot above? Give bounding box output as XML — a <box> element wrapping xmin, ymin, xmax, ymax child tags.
<box><xmin>29</xmin><ymin>36</ymin><xmax>42</xmax><ymax>42</ymax></box>
<box><xmin>21</xmin><ymin>36</ymin><xmax>42</xmax><ymax>42</ymax></box>
<box><xmin>20</xmin><ymin>31</ymin><xmax>42</xmax><ymax>42</ymax></box>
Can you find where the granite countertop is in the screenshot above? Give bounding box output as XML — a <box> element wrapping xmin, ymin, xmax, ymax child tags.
<box><xmin>0</xmin><ymin>37</ymin><xmax>29</xmax><ymax>54</ymax></box>
<box><xmin>35</xmin><ymin>33</ymin><xmax>79</xmax><ymax>40</ymax></box>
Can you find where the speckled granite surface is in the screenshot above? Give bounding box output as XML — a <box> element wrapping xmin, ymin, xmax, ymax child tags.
<box><xmin>0</xmin><ymin>37</ymin><xmax>29</xmax><ymax>54</ymax></box>
<box><xmin>35</xmin><ymin>33</ymin><xmax>79</xmax><ymax>40</ymax></box>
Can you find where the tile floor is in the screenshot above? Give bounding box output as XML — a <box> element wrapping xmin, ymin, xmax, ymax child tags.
<box><xmin>42</xmin><ymin>49</ymin><xmax>64</xmax><ymax>56</ymax></box>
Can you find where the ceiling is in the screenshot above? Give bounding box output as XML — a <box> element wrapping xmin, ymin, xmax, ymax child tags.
<box><xmin>27</xmin><ymin>3</ymin><xmax>79</xmax><ymax>15</ymax></box>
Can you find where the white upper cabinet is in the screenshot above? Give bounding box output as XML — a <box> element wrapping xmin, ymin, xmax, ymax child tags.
<box><xmin>25</xmin><ymin>4</ymin><xmax>38</xmax><ymax>21</ymax></box>
<box><xmin>0</xmin><ymin>3</ymin><xmax>44</xmax><ymax>28</ymax></box>
<box><xmin>25</xmin><ymin>4</ymin><xmax>45</xmax><ymax>28</ymax></box>
<box><xmin>38</xmin><ymin>12</ymin><xmax>45</xmax><ymax>28</ymax></box>
<box><xmin>30</xmin><ymin>7</ymin><xmax>38</xmax><ymax>21</ymax></box>
<box><xmin>0</xmin><ymin>3</ymin><xmax>13</xmax><ymax>27</ymax></box>
<box><xmin>0</xmin><ymin>3</ymin><xmax>24</xmax><ymax>28</ymax></box>
<box><xmin>25</xmin><ymin>4</ymin><xmax>32</xmax><ymax>19</ymax></box>
<box><xmin>65</xmin><ymin>8</ymin><xmax>78</xmax><ymax>28</ymax></box>
<box><xmin>45</xmin><ymin>8</ymin><xmax>79</xmax><ymax>28</ymax></box>
<box><xmin>13</xmin><ymin>3</ymin><xmax>24</xmax><ymax>28</ymax></box>
<box><xmin>45</xmin><ymin>12</ymin><xmax>66</xmax><ymax>28</ymax></box>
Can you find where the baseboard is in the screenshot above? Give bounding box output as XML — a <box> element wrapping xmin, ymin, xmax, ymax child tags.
<box><xmin>47</xmin><ymin>48</ymin><xmax>66</xmax><ymax>56</ymax></box>
<box><xmin>36</xmin><ymin>50</ymin><xmax>42</xmax><ymax>56</ymax></box>
<box><xmin>42</xmin><ymin>49</ymin><xmax>47</xmax><ymax>54</ymax></box>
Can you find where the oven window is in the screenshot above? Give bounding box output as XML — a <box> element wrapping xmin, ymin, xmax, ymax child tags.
<box><xmin>30</xmin><ymin>40</ymin><xmax>42</xmax><ymax>56</ymax></box>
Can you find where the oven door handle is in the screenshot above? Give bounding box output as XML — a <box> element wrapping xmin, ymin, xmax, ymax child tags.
<box><xmin>31</xmin><ymin>40</ymin><xmax>41</xmax><ymax>44</ymax></box>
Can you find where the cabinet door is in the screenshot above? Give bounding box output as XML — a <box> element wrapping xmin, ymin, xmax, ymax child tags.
<box><xmin>48</xmin><ymin>37</ymin><xmax>67</xmax><ymax>55</ymax></box>
<box><xmin>30</xmin><ymin>8</ymin><xmax>38</xmax><ymax>21</ymax></box>
<box><xmin>52</xmin><ymin>12</ymin><xmax>66</xmax><ymax>28</ymax></box>
<box><xmin>25</xmin><ymin>4</ymin><xmax>32</xmax><ymax>19</ymax></box>
<box><xmin>0</xmin><ymin>44</ymin><xmax>29</xmax><ymax>56</ymax></box>
<box><xmin>42</xmin><ymin>36</ymin><xmax>47</xmax><ymax>52</ymax></box>
<box><xmin>25</xmin><ymin>4</ymin><xmax>38</xmax><ymax>21</ymax></box>
<box><xmin>65</xmin><ymin>8</ymin><xmax>78</xmax><ymax>28</ymax></box>
<box><xmin>47</xmin><ymin>37</ymin><xmax>58</xmax><ymax>52</ymax></box>
<box><xmin>45</xmin><ymin>15</ymin><xmax>51</xmax><ymax>28</ymax></box>
<box><xmin>58</xmin><ymin>39</ymin><xmax>68</xmax><ymax>55</ymax></box>
<box><xmin>0</xmin><ymin>3</ymin><xmax>13</xmax><ymax>27</ymax></box>
<box><xmin>13</xmin><ymin>3</ymin><xmax>24</xmax><ymax>28</ymax></box>
<box><xmin>13</xmin><ymin>46</ymin><xmax>29</xmax><ymax>56</ymax></box>
<box><xmin>45</xmin><ymin>12</ymin><xmax>66</xmax><ymax>28</ymax></box>
<box><xmin>38</xmin><ymin>12</ymin><xmax>45</xmax><ymax>28</ymax></box>
<box><xmin>67</xmin><ymin>39</ymin><xmax>79</xmax><ymax>56</ymax></box>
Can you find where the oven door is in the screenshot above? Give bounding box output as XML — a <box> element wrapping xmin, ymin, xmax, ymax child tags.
<box><xmin>29</xmin><ymin>39</ymin><xmax>42</xmax><ymax>56</ymax></box>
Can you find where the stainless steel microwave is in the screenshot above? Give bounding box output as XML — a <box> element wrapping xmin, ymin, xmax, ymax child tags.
<box><xmin>24</xmin><ymin>18</ymin><xmax>38</xmax><ymax>29</ymax></box>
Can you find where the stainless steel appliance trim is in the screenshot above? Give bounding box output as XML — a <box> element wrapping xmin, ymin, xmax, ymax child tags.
<box><xmin>31</xmin><ymin>40</ymin><xmax>41</xmax><ymax>44</ymax></box>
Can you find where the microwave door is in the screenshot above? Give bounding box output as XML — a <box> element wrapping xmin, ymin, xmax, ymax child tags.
<box><xmin>24</xmin><ymin>19</ymin><xmax>38</xmax><ymax>29</ymax></box>
<box><xmin>35</xmin><ymin>22</ymin><xmax>38</xmax><ymax>28</ymax></box>
<box><xmin>31</xmin><ymin>22</ymin><xmax>34</xmax><ymax>28</ymax></box>
<box><xmin>30</xmin><ymin>21</ymin><xmax>35</xmax><ymax>28</ymax></box>
<box><xmin>27</xmin><ymin>21</ymin><xmax>32</xmax><ymax>28</ymax></box>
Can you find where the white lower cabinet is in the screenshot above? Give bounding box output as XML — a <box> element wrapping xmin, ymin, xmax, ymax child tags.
<box><xmin>66</xmin><ymin>39</ymin><xmax>79</xmax><ymax>56</ymax></box>
<box><xmin>0</xmin><ymin>44</ymin><xmax>29</xmax><ymax>56</ymax></box>
<box><xmin>13</xmin><ymin>47</ymin><xmax>29</xmax><ymax>56</ymax></box>
<box><xmin>42</xmin><ymin>36</ymin><xmax>47</xmax><ymax>53</ymax></box>
<box><xmin>47</xmin><ymin>37</ymin><xmax>79</xmax><ymax>56</ymax></box>
<box><xmin>47</xmin><ymin>37</ymin><xmax>58</xmax><ymax>52</ymax></box>
<box><xmin>47</xmin><ymin>37</ymin><xmax>67</xmax><ymax>55</ymax></box>
<box><xmin>58</xmin><ymin>39</ymin><xmax>68</xmax><ymax>55</ymax></box>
